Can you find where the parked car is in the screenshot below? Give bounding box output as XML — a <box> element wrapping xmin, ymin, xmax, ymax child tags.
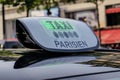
<box><xmin>3</xmin><ymin>38</ymin><xmax>24</xmax><ymax>49</ymax></box>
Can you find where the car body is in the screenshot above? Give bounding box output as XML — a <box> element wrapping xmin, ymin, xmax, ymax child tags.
<box><xmin>0</xmin><ymin>52</ymin><xmax>120</xmax><ymax>80</ymax></box>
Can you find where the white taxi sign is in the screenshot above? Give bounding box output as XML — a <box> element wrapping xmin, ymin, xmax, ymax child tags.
<box><xmin>16</xmin><ymin>17</ymin><xmax>99</xmax><ymax>52</ymax></box>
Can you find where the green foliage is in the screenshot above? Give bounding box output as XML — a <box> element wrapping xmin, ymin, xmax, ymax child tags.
<box><xmin>0</xmin><ymin>50</ymin><xmax>20</xmax><ymax>56</ymax></box>
<box><xmin>0</xmin><ymin>0</ymin><xmax>77</xmax><ymax>16</ymax></box>
<box><xmin>13</xmin><ymin>0</ymin><xmax>42</xmax><ymax>13</ymax></box>
<box><xmin>60</xmin><ymin>0</ymin><xmax>76</xmax><ymax>4</ymax></box>
<box><xmin>86</xmin><ymin>0</ymin><xmax>104</xmax><ymax>4</ymax></box>
<box><xmin>0</xmin><ymin>0</ymin><xmax>14</xmax><ymax>4</ymax></box>
<box><xmin>41</xmin><ymin>0</ymin><xmax>77</xmax><ymax>15</ymax></box>
<box><xmin>0</xmin><ymin>50</ymin><xmax>21</xmax><ymax>61</ymax></box>
<box><xmin>41</xmin><ymin>0</ymin><xmax>77</xmax><ymax>9</ymax></box>
<box><xmin>13</xmin><ymin>0</ymin><xmax>77</xmax><ymax>16</ymax></box>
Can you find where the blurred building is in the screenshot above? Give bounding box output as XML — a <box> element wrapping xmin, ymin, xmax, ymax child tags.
<box><xmin>0</xmin><ymin>5</ymin><xmax>26</xmax><ymax>41</ymax></box>
<box><xmin>60</xmin><ymin>0</ymin><xmax>120</xmax><ymax>28</ymax></box>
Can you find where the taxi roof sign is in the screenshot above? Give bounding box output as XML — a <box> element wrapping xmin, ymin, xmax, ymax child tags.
<box><xmin>16</xmin><ymin>17</ymin><xmax>99</xmax><ymax>52</ymax></box>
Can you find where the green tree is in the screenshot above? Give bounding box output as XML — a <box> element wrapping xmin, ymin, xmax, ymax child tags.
<box><xmin>11</xmin><ymin>0</ymin><xmax>76</xmax><ymax>16</ymax></box>
<box><xmin>0</xmin><ymin>0</ymin><xmax>14</xmax><ymax>4</ymax></box>
<box><xmin>13</xmin><ymin>0</ymin><xmax>42</xmax><ymax>17</ymax></box>
<box><xmin>41</xmin><ymin>0</ymin><xmax>76</xmax><ymax>16</ymax></box>
<box><xmin>86</xmin><ymin>0</ymin><xmax>104</xmax><ymax>44</ymax></box>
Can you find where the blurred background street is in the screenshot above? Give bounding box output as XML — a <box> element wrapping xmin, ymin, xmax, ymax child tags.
<box><xmin>0</xmin><ymin>0</ymin><xmax>120</xmax><ymax>50</ymax></box>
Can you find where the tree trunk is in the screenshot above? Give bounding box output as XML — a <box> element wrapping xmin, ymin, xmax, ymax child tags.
<box><xmin>96</xmin><ymin>1</ymin><xmax>101</xmax><ymax>45</ymax></box>
<box><xmin>2</xmin><ymin>3</ymin><xmax>6</xmax><ymax>50</ymax></box>
<box><xmin>57</xmin><ymin>3</ymin><xmax>60</xmax><ymax>17</ymax></box>
<box><xmin>26</xmin><ymin>8</ymin><xmax>29</xmax><ymax>17</ymax></box>
<box><xmin>2</xmin><ymin>3</ymin><xmax>6</xmax><ymax>39</ymax></box>
<box><xmin>46</xmin><ymin>0</ymin><xmax>52</xmax><ymax>16</ymax></box>
<box><xmin>47</xmin><ymin>8</ymin><xmax>51</xmax><ymax>16</ymax></box>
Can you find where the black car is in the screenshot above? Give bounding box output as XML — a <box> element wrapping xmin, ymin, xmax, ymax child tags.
<box><xmin>1</xmin><ymin>51</ymin><xmax>120</xmax><ymax>80</ymax></box>
<box><xmin>1</xmin><ymin>17</ymin><xmax>120</xmax><ymax>80</ymax></box>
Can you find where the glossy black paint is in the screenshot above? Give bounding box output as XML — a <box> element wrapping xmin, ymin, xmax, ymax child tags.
<box><xmin>0</xmin><ymin>53</ymin><xmax>120</xmax><ymax>80</ymax></box>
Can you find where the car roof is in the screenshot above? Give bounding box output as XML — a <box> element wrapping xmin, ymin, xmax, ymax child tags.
<box><xmin>0</xmin><ymin>54</ymin><xmax>120</xmax><ymax>80</ymax></box>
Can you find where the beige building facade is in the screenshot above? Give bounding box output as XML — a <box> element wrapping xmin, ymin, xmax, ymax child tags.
<box><xmin>60</xmin><ymin>0</ymin><xmax>120</xmax><ymax>28</ymax></box>
<box><xmin>0</xmin><ymin>5</ymin><xmax>26</xmax><ymax>41</ymax></box>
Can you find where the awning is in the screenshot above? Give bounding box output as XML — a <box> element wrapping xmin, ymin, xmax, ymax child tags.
<box><xmin>106</xmin><ymin>7</ymin><xmax>120</xmax><ymax>14</ymax></box>
<box><xmin>95</xmin><ymin>28</ymin><xmax>120</xmax><ymax>44</ymax></box>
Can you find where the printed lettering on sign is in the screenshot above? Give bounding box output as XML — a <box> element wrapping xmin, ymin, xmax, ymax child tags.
<box><xmin>54</xmin><ymin>40</ymin><xmax>88</xmax><ymax>48</ymax></box>
<box><xmin>41</xmin><ymin>20</ymin><xmax>74</xmax><ymax>30</ymax></box>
